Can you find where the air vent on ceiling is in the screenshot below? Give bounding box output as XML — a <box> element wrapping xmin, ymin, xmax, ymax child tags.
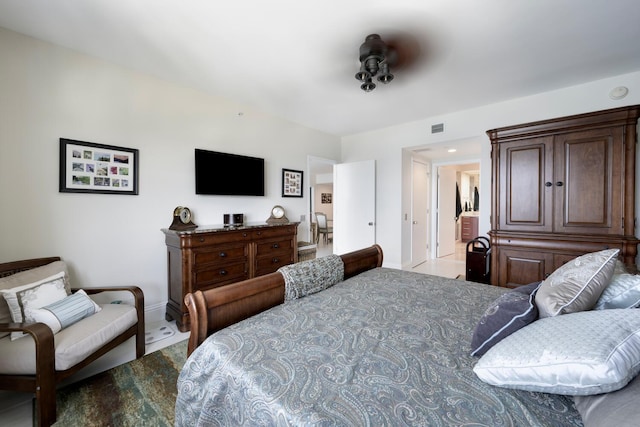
<box><xmin>431</xmin><ymin>123</ymin><xmax>444</xmax><ymax>134</ymax></box>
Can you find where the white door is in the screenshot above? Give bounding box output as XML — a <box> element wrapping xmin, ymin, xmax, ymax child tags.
<box><xmin>333</xmin><ymin>160</ymin><xmax>376</xmax><ymax>255</ymax></box>
<box><xmin>411</xmin><ymin>160</ymin><xmax>429</xmax><ymax>267</ymax></box>
<box><xmin>437</xmin><ymin>167</ymin><xmax>457</xmax><ymax>258</ymax></box>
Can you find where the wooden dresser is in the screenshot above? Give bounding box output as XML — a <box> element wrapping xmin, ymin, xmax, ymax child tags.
<box><xmin>460</xmin><ymin>215</ymin><xmax>479</xmax><ymax>242</ymax></box>
<box><xmin>162</xmin><ymin>222</ymin><xmax>298</xmax><ymax>331</ymax></box>
<box><xmin>488</xmin><ymin>105</ymin><xmax>640</xmax><ymax>288</ymax></box>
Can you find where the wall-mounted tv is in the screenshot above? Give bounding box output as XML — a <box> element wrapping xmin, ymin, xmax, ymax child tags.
<box><xmin>195</xmin><ymin>149</ymin><xmax>265</xmax><ymax>196</ymax></box>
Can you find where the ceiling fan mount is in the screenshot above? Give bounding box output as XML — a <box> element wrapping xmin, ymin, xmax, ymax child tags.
<box><xmin>354</xmin><ymin>34</ymin><xmax>394</xmax><ymax>92</ymax></box>
<box><xmin>354</xmin><ymin>32</ymin><xmax>421</xmax><ymax>92</ymax></box>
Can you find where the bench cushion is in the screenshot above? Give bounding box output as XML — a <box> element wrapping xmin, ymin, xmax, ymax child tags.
<box><xmin>0</xmin><ymin>303</ymin><xmax>137</xmax><ymax>374</ymax></box>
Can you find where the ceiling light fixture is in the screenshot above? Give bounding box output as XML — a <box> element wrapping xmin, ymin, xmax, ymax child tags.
<box><xmin>609</xmin><ymin>86</ymin><xmax>629</xmax><ymax>100</ymax></box>
<box><xmin>355</xmin><ymin>34</ymin><xmax>394</xmax><ymax>92</ymax></box>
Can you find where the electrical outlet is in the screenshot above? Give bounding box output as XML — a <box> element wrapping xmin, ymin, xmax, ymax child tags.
<box><xmin>300</xmin><ymin>214</ymin><xmax>306</xmax><ymax>222</ymax></box>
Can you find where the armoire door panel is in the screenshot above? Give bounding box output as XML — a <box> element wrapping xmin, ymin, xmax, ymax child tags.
<box><xmin>554</xmin><ymin>127</ymin><xmax>623</xmax><ymax>235</ymax></box>
<box><xmin>498</xmin><ymin>248</ymin><xmax>552</xmax><ymax>287</ymax></box>
<box><xmin>498</xmin><ymin>137</ymin><xmax>553</xmax><ymax>232</ymax></box>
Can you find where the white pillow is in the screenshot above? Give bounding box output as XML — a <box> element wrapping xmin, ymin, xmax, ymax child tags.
<box><xmin>0</xmin><ymin>260</ymin><xmax>70</xmax><ymax>339</ymax></box>
<box><xmin>27</xmin><ymin>289</ymin><xmax>102</xmax><ymax>334</ymax></box>
<box><xmin>0</xmin><ymin>271</ymin><xmax>69</xmax><ymax>340</ymax></box>
<box><xmin>594</xmin><ymin>274</ymin><xmax>640</xmax><ymax>310</ymax></box>
<box><xmin>535</xmin><ymin>249</ymin><xmax>619</xmax><ymax>318</ymax></box>
<box><xmin>473</xmin><ymin>309</ymin><xmax>640</xmax><ymax>395</ymax></box>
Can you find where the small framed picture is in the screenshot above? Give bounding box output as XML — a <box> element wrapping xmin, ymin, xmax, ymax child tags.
<box><xmin>282</xmin><ymin>168</ymin><xmax>303</xmax><ymax>198</ymax></box>
<box><xmin>59</xmin><ymin>138</ymin><xmax>139</xmax><ymax>195</ymax></box>
<box><xmin>321</xmin><ymin>193</ymin><xmax>332</xmax><ymax>204</ymax></box>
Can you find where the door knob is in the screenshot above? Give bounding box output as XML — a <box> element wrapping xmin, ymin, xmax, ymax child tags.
<box><xmin>368</xmin><ymin>222</ymin><xmax>374</xmax><ymax>226</ymax></box>
<box><xmin>412</xmin><ymin>221</ymin><xmax>418</xmax><ymax>224</ymax></box>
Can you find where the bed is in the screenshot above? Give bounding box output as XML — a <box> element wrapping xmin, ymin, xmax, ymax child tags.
<box><xmin>174</xmin><ymin>244</ymin><xmax>602</xmax><ymax>426</ymax></box>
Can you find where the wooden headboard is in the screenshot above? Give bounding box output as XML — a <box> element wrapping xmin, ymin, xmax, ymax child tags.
<box><xmin>184</xmin><ymin>244</ymin><xmax>383</xmax><ymax>355</ymax></box>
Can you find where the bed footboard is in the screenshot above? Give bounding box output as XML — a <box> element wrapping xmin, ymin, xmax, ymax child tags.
<box><xmin>185</xmin><ymin>244</ymin><xmax>383</xmax><ymax>355</ymax></box>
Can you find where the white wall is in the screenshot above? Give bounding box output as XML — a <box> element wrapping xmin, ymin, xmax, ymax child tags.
<box><xmin>342</xmin><ymin>71</ymin><xmax>640</xmax><ymax>268</ymax></box>
<box><xmin>0</xmin><ymin>28</ymin><xmax>341</xmax><ymax>318</ymax></box>
<box><xmin>313</xmin><ymin>184</ymin><xmax>333</xmax><ymax>218</ymax></box>
<box><xmin>3</xmin><ymin>25</ymin><xmax>640</xmax><ymax>300</ymax></box>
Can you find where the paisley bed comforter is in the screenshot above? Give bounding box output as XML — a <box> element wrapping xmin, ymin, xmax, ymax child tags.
<box><xmin>175</xmin><ymin>268</ymin><xmax>582</xmax><ymax>426</ymax></box>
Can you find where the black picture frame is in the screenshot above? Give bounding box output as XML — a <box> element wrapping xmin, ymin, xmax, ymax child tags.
<box><xmin>59</xmin><ymin>138</ymin><xmax>139</xmax><ymax>195</ymax></box>
<box><xmin>282</xmin><ymin>168</ymin><xmax>303</xmax><ymax>198</ymax></box>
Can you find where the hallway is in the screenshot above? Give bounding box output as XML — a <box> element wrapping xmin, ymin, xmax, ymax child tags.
<box><xmin>408</xmin><ymin>242</ymin><xmax>466</xmax><ymax>279</ymax></box>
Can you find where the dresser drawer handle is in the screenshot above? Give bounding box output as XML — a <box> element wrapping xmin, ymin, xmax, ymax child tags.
<box><xmin>272</xmin><ymin>243</ymin><xmax>280</xmax><ymax>249</ymax></box>
<box><xmin>272</xmin><ymin>258</ymin><xmax>279</xmax><ymax>264</ymax></box>
<box><xmin>199</xmin><ymin>237</ymin><xmax>205</xmax><ymax>242</ymax></box>
<box><xmin>219</xmin><ymin>270</ymin><xmax>227</xmax><ymax>276</ymax></box>
<box><xmin>219</xmin><ymin>252</ymin><xmax>227</xmax><ymax>258</ymax></box>
<box><xmin>242</xmin><ymin>233</ymin><xmax>248</xmax><ymax>237</ymax></box>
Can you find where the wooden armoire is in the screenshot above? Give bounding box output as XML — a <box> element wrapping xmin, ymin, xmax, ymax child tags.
<box><xmin>488</xmin><ymin>105</ymin><xmax>640</xmax><ymax>288</ymax></box>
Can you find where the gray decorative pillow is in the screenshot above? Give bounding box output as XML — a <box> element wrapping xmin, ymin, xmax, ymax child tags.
<box><xmin>573</xmin><ymin>373</ymin><xmax>640</xmax><ymax>427</ymax></box>
<box><xmin>279</xmin><ymin>255</ymin><xmax>344</xmax><ymax>301</ymax></box>
<box><xmin>473</xmin><ymin>309</ymin><xmax>640</xmax><ymax>396</ymax></box>
<box><xmin>594</xmin><ymin>273</ymin><xmax>640</xmax><ymax>310</ymax></box>
<box><xmin>470</xmin><ymin>282</ymin><xmax>541</xmax><ymax>357</ymax></box>
<box><xmin>535</xmin><ymin>249</ymin><xmax>619</xmax><ymax>318</ymax></box>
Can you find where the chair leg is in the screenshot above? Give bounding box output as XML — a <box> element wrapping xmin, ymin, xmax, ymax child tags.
<box><xmin>35</xmin><ymin>380</ymin><xmax>56</xmax><ymax>427</ymax></box>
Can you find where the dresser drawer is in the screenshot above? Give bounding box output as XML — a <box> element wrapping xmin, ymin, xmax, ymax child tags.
<box><xmin>251</xmin><ymin>225</ymin><xmax>296</xmax><ymax>240</ymax></box>
<box><xmin>255</xmin><ymin>254</ymin><xmax>294</xmax><ymax>276</ymax></box>
<box><xmin>183</xmin><ymin>230</ymin><xmax>254</xmax><ymax>247</ymax></box>
<box><xmin>192</xmin><ymin>244</ymin><xmax>248</xmax><ymax>265</ymax></box>
<box><xmin>194</xmin><ymin>262</ymin><xmax>249</xmax><ymax>288</ymax></box>
<box><xmin>256</xmin><ymin>238</ymin><xmax>294</xmax><ymax>257</ymax></box>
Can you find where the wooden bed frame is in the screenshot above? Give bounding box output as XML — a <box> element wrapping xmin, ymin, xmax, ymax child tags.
<box><xmin>184</xmin><ymin>244</ymin><xmax>384</xmax><ymax>355</ymax></box>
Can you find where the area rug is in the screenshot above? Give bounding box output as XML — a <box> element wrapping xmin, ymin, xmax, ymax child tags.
<box><xmin>54</xmin><ymin>339</ymin><xmax>188</xmax><ymax>426</ymax></box>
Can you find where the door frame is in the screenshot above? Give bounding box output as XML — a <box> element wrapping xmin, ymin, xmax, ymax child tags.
<box><xmin>411</xmin><ymin>159</ymin><xmax>430</xmax><ymax>266</ymax></box>
<box><xmin>429</xmin><ymin>158</ymin><xmax>481</xmax><ymax>259</ymax></box>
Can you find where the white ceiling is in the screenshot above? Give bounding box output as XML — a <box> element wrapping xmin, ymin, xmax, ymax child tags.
<box><xmin>1</xmin><ymin>0</ymin><xmax>639</xmax><ymax>137</ymax></box>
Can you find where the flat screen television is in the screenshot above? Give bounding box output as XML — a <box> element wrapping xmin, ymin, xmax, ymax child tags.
<box><xmin>195</xmin><ymin>149</ymin><xmax>265</xmax><ymax>196</ymax></box>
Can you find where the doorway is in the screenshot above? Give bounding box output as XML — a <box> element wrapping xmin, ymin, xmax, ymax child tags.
<box><xmin>307</xmin><ymin>156</ymin><xmax>335</xmax><ymax>253</ymax></box>
<box><xmin>432</xmin><ymin>162</ymin><xmax>480</xmax><ymax>261</ymax></box>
